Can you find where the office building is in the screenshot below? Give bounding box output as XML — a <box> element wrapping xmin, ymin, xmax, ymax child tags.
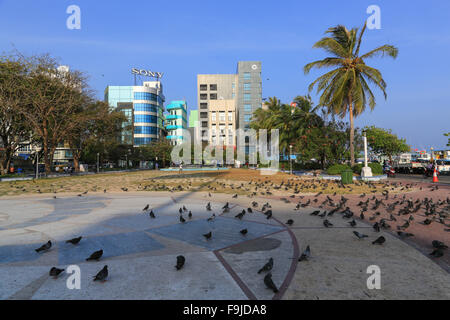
<box><xmin>105</xmin><ymin>81</ymin><xmax>166</xmax><ymax>147</ymax></box>
<box><xmin>165</xmin><ymin>100</ymin><xmax>188</xmax><ymax>146</ymax></box>
<box><xmin>197</xmin><ymin>61</ymin><xmax>262</xmax><ymax>149</ymax></box>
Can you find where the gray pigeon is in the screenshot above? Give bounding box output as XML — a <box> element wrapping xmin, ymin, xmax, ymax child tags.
<box><xmin>49</xmin><ymin>267</ymin><xmax>64</xmax><ymax>278</ymax></box>
<box><xmin>353</xmin><ymin>231</ymin><xmax>368</xmax><ymax>239</ymax></box>
<box><xmin>93</xmin><ymin>265</ymin><xmax>108</xmax><ymax>281</ymax></box>
<box><xmin>35</xmin><ymin>241</ymin><xmax>52</xmax><ymax>253</ymax></box>
<box><xmin>258</xmin><ymin>258</ymin><xmax>274</xmax><ymax>274</ymax></box>
<box><xmin>372</xmin><ymin>236</ymin><xmax>386</xmax><ymax>245</ymax></box>
<box><xmin>66</xmin><ymin>237</ymin><xmax>82</xmax><ymax>245</ymax></box>
<box><xmin>175</xmin><ymin>255</ymin><xmax>185</xmax><ymax>270</ymax></box>
<box><xmin>264</xmin><ymin>273</ymin><xmax>279</xmax><ymax>293</ymax></box>
<box><xmin>298</xmin><ymin>246</ymin><xmax>311</xmax><ymax>261</ymax></box>
<box><xmin>86</xmin><ymin>249</ymin><xmax>103</xmax><ymax>261</ymax></box>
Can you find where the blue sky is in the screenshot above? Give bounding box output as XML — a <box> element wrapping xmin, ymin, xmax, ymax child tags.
<box><xmin>0</xmin><ymin>0</ymin><xmax>449</xmax><ymax>150</ymax></box>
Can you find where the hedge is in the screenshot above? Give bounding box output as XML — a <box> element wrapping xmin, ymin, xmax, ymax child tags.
<box><xmin>352</xmin><ymin>163</ymin><xmax>383</xmax><ymax>175</ymax></box>
<box><xmin>327</xmin><ymin>164</ymin><xmax>351</xmax><ymax>175</ymax></box>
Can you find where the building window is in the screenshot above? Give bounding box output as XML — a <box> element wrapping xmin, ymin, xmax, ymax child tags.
<box><xmin>244</xmin><ymin>114</ymin><xmax>252</xmax><ymax>122</ymax></box>
<box><xmin>219</xmin><ymin>112</ymin><xmax>225</xmax><ymax>122</ymax></box>
<box><xmin>210</xmin><ymin>84</ymin><xmax>217</xmax><ymax>91</ymax></box>
<box><xmin>228</xmin><ymin>112</ymin><xmax>233</xmax><ymax>122</ymax></box>
<box><xmin>211</xmin><ymin>112</ymin><xmax>216</xmax><ymax>121</ymax></box>
<box><xmin>232</xmin><ymin>83</ymin><xmax>235</xmax><ymax>89</ymax></box>
<box><xmin>134</xmin><ymin>126</ymin><xmax>157</xmax><ymax>135</ymax></box>
<box><xmin>210</xmin><ymin>93</ymin><xmax>217</xmax><ymax>100</ymax></box>
<box><xmin>202</xmin><ymin>122</ymin><xmax>208</xmax><ymax>128</ymax></box>
<box><xmin>200</xmin><ymin>103</ymin><xmax>208</xmax><ymax>109</ymax></box>
<box><xmin>244</xmin><ymin>93</ymin><xmax>251</xmax><ymax>101</ymax></box>
<box><xmin>134</xmin><ymin>92</ymin><xmax>157</xmax><ymax>101</ymax></box>
<box><xmin>200</xmin><ymin>94</ymin><xmax>208</xmax><ymax>100</ymax></box>
<box><xmin>200</xmin><ymin>84</ymin><xmax>207</xmax><ymax>91</ymax></box>
<box><xmin>244</xmin><ymin>104</ymin><xmax>252</xmax><ymax>112</ymax></box>
<box><xmin>211</xmin><ymin>127</ymin><xmax>216</xmax><ymax>136</ymax></box>
<box><xmin>200</xmin><ymin>112</ymin><xmax>208</xmax><ymax>119</ymax></box>
<box><xmin>134</xmin><ymin>114</ymin><xmax>157</xmax><ymax>123</ymax></box>
<box><xmin>243</xmin><ymin>72</ymin><xmax>251</xmax><ymax>80</ymax></box>
<box><xmin>232</xmin><ymin>93</ymin><xmax>235</xmax><ymax>99</ymax></box>
<box><xmin>243</xmin><ymin>83</ymin><xmax>251</xmax><ymax>91</ymax></box>
<box><xmin>134</xmin><ymin>103</ymin><xmax>157</xmax><ymax>113</ymax></box>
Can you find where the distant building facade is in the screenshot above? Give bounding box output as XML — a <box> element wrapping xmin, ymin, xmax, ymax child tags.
<box><xmin>165</xmin><ymin>100</ymin><xmax>187</xmax><ymax>146</ymax></box>
<box><xmin>197</xmin><ymin>61</ymin><xmax>262</xmax><ymax>152</ymax></box>
<box><xmin>105</xmin><ymin>81</ymin><xmax>165</xmax><ymax>147</ymax></box>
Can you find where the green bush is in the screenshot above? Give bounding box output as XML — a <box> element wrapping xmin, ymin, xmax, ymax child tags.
<box><xmin>352</xmin><ymin>163</ymin><xmax>383</xmax><ymax>175</ymax></box>
<box><xmin>327</xmin><ymin>164</ymin><xmax>351</xmax><ymax>175</ymax></box>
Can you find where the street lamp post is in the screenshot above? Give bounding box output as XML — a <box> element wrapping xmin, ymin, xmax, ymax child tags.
<box><xmin>35</xmin><ymin>151</ymin><xmax>39</xmax><ymax>180</ymax></box>
<box><xmin>97</xmin><ymin>153</ymin><xmax>100</xmax><ymax>174</ymax></box>
<box><xmin>289</xmin><ymin>145</ymin><xmax>293</xmax><ymax>175</ymax></box>
<box><xmin>361</xmin><ymin>130</ymin><xmax>373</xmax><ymax>178</ymax></box>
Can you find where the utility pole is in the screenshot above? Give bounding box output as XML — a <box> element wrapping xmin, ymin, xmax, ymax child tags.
<box><xmin>289</xmin><ymin>145</ymin><xmax>293</xmax><ymax>175</ymax></box>
<box><xmin>35</xmin><ymin>151</ymin><xmax>39</xmax><ymax>179</ymax></box>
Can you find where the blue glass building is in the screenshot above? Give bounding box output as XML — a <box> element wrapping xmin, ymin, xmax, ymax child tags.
<box><xmin>105</xmin><ymin>81</ymin><xmax>165</xmax><ymax>147</ymax></box>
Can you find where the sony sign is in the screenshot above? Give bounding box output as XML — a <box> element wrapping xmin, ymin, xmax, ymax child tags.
<box><xmin>132</xmin><ymin>68</ymin><xmax>163</xmax><ymax>79</ymax></box>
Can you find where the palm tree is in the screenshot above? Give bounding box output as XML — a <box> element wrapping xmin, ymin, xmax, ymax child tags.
<box><xmin>304</xmin><ymin>22</ymin><xmax>398</xmax><ymax>166</ymax></box>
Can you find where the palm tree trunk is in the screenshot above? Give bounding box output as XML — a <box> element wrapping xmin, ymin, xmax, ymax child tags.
<box><xmin>348</xmin><ymin>98</ymin><xmax>355</xmax><ymax>167</ymax></box>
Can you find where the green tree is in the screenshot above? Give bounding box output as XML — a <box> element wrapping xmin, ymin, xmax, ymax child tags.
<box><xmin>68</xmin><ymin>101</ymin><xmax>126</xmax><ymax>172</ymax></box>
<box><xmin>364</xmin><ymin>126</ymin><xmax>410</xmax><ymax>162</ymax></box>
<box><xmin>445</xmin><ymin>133</ymin><xmax>450</xmax><ymax>147</ymax></box>
<box><xmin>16</xmin><ymin>54</ymin><xmax>93</xmax><ymax>174</ymax></box>
<box><xmin>304</xmin><ymin>22</ymin><xmax>398</xmax><ymax>166</ymax></box>
<box><xmin>0</xmin><ymin>56</ymin><xmax>31</xmax><ymax>175</ymax></box>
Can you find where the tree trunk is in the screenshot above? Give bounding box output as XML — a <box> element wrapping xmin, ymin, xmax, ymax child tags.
<box><xmin>348</xmin><ymin>98</ymin><xmax>355</xmax><ymax>167</ymax></box>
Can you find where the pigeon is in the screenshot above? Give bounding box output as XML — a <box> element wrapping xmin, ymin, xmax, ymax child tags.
<box><xmin>203</xmin><ymin>231</ymin><xmax>212</xmax><ymax>240</ymax></box>
<box><xmin>232</xmin><ymin>194</ymin><xmax>238</xmax><ymax>198</ymax></box>
<box><xmin>298</xmin><ymin>245</ymin><xmax>311</xmax><ymax>261</ymax></box>
<box><xmin>183</xmin><ymin>206</ymin><xmax>188</xmax><ymax>212</ymax></box>
<box><xmin>240</xmin><ymin>229</ymin><xmax>248</xmax><ymax>235</ymax></box>
<box><xmin>188</xmin><ymin>211</ymin><xmax>192</xmax><ymax>219</ymax></box>
<box><xmin>207</xmin><ymin>214</ymin><xmax>216</xmax><ymax>222</ymax></box>
<box><xmin>235</xmin><ymin>211</ymin><xmax>245</xmax><ymax>220</ymax></box>
<box><xmin>179</xmin><ymin>208</ymin><xmax>183</xmax><ymax>214</ymax></box>
<box><xmin>432</xmin><ymin>240</ymin><xmax>448</xmax><ymax>250</ymax></box>
<box><xmin>66</xmin><ymin>237</ymin><xmax>82</xmax><ymax>245</ymax></box>
<box><xmin>430</xmin><ymin>249</ymin><xmax>444</xmax><ymax>258</ymax></box>
<box><xmin>264</xmin><ymin>273</ymin><xmax>279</xmax><ymax>293</ymax></box>
<box><xmin>35</xmin><ymin>241</ymin><xmax>52</xmax><ymax>253</ymax></box>
<box><xmin>180</xmin><ymin>215</ymin><xmax>186</xmax><ymax>223</ymax></box>
<box><xmin>247</xmin><ymin>208</ymin><xmax>253</xmax><ymax>213</ymax></box>
<box><xmin>323</xmin><ymin>219</ymin><xmax>333</xmax><ymax>228</ymax></box>
<box><xmin>372</xmin><ymin>236</ymin><xmax>386</xmax><ymax>245</ymax></box>
<box><xmin>93</xmin><ymin>265</ymin><xmax>108</xmax><ymax>281</ymax></box>
<box><xmin>175</xmin><ymin>255</ymin><xmax>185</xmax><ymax>270</ymax></box>
<box><xmin>310</xmin><ymin>210</ymin><xmax>320</xmax><ymax>216</ymax></box>
<box><xmin>373</xmin><ymin>222</ymin><xmax>380</xmax><ymax>232</ymax></box>
<box><xmin>222</xmin><ymin>202</ymin><xmax>229</xmax><ymax>209</ymax></box>
<box><xmin>266</xmin><ymin>211</ymin><xmax>273</xmax><ymax>219</ymax></box>
<box><xmin>49</xmin><ymin>267</ymin><xmax>64</xmax><ymax>278</ymax></box>
<box><xmin>86</xmin><ymin>249</ymin><xmax>103</xmax><ymax>261</ymax></box>
<box><xmin>143</xmin><ymin>204</ymin><xmax>149</xmax><ymax>211</ymax></box>
<box><xmin>206</xmin><ymin>203</ymin><xmax>212</xmax><ymax>211</ymax></box>
<box><xmin>353</xmin><ymin>231</ymin><xmax>368</xmax><ymax>239</ymax></box>
<box><xmin>149</xmin><ymin>210</ymin><xmax>156</xmax><ymax>218</ymax></box>
<box><xmin>258</xmin><ymin>258</ymin><xmax>274</xmax><ymax>274</ymax></box>
<box><xmin>349</xmin><ymin>220</ymin><xmax>357</xmax><ymax>227</ymax></box>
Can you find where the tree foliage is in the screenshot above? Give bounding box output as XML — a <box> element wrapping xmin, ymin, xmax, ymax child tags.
<box><xmin>364</xmin><ymin>126</ymin><xmax>410</xmax><ymax>161</ymax></box>
<box><xmin>304</xmin><ymin>22</ymin><xmax>398</xmax><ymax>166</ymax></box>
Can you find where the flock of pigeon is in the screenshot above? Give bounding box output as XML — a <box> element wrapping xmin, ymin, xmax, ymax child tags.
<box><xmin>35</xmin><ymin>238</ymin><xmax>108</xmax><ymax>282</ymax></box>
<box><xmin>31</xmin><ymin>177</ymin><xmax>448</xmax><ymax>295</ymax></box>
